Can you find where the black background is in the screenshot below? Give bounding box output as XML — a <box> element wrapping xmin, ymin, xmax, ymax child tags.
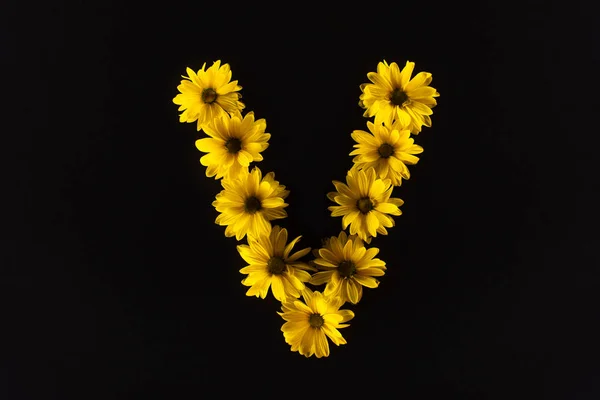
<box><xmin>5</xmin><ymin>1</ymin><xmax>599</xmax><ymax>399</ymax></box>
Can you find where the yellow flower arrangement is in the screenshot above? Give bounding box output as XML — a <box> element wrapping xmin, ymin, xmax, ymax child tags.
<box><xmin>173</xmin><ymin>59</ymin><xmax>439</xmax><ymax>357</ymax></box>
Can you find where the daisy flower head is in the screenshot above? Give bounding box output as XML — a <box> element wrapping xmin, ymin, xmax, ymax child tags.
<box><xmin>359</xmin><ymin>60</ymin><xmax>439</xmax><ymax>134</ymax></box>
<box><xmin>278</xmin><ymin>288</ymin><xmax>354</xmax><ymax>358</ymax></box>
<box><xmin>350</xmin><ymin>119</ymin><xmax>423</xmax><ymax>186</ymax></box>
<box><xmin>237</xmin><ymin>225</ymin><xmax>315</xmax><ymax>302</ymax></box>
<box><xmin>309</xmin><ymin>231</ymin><xmax>386</xmax><ymax>304</ymax></box>
<box><xmin>196</xmin><ymin>111</ymin><xmax>270</xmax><ymax>180</ymax></box>
<box><xmin>212</xmin><ymin>167</ymin><xmax>289</xmax><ymax>241</ymax></box>
<box><xmin>173</xmin><ymin>60</ymin><xmax>245</xmax><ymax>130</ymax></box>
<box><xmin>327</xmin><ymin>167</ymin><xmax>403</xmax><ymax>243</ymax></box>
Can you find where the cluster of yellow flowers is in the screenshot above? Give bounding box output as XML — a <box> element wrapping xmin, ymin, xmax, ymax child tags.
<box><xmin>173</xmin><ymin>60</ymin><xmax>439</xmax><ymax>358</ymax></box>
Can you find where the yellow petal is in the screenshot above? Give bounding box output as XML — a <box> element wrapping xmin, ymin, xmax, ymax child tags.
<box><xmin>287</xmin><ymin>247</ymin><xmax>311</xmax><ymax>262</ymax></box>
<box><xmin>300</xmin><ymin>287</ymin><xmax>314</xmax><ymax>304</ymax></box>
<box><xmin>356</xmin><ymin>169</ymin><xmax>370</xmax><ymax>196</ymax></box>
<box><xmin>309</xmin><ymin>271</ymin><xmax>334</xmax><ymax>286</ymax></box>
<box><xmin>373</xmin><ymin>210</ymin><xmax>394</xmax><ymax>228</ymax></box>
<box><xmin>358</xmin><ymin>257</ymin><xmax>387</xmax><ymax>272</ymax></box>
<box><xmin>257</xmin><ymin>181</ymin><xmax>274</xmax><ymax>200</ymax></box>
<box><xmin>314</xmin><ymin>330</ymin><xmax>330</xmax><ymax>358</ymax></box>
<box><xmin>245</xmin><ymin>281</ymin><xmax>263</xmax><ymax>297</ymax></box>
<box><xmin>286</xmin><ymin>273</ymin><xmax>306</xmax><ymax>291</ymax></box>
<box><xmin>282</xmin><ymin>275</ymin><xmax>302</xmax><ymax>300</ymax></box>
<box><xmin>253</xmin><ymin>276</ymin><xmax>271</xmax><ymax>298</ymax></box>
<box><xmin>366</xmin><ymin>212</ymin><xmax>379</xmax><ymax>237</ymax></box>
<box><xmin>375</xmin><ymin>202</ymin><xmax>401</xmax><ymax>215</ymax></box>
<box><xmin>366</xmin><ymin>71</ymin><xmax>393</xmax><ymax>91</ymax></box>
<box><xmin>299</xmin><ymin>327</ymin><xmax>315</xmax><ymax>357</ymax></box>
<box><xmin>368</xmin><ymin>177</ymin><xmax>386</xmax><ymax>199</ymax></box>
<box><xmin>239</xmin><ymin>264</ymin><xmax>268</xmax><ymax>274</ymax></box>
<box><xmin>293</xmin><ymin>300</ymin><xmax>313</xmax><ymax>315</ymax></box>
<box><xmin>281</xmin><ymin>321</ymin><xmax>309</xmax><ymax>333</ymax></box>
<box><xmin>353</xmin><ymin>274</ymin><xmax>379</xmax><ymax>288</ymax></box>
<box><xmin>318</xmin><ymin>248</ymin><xmax>340</xmax><ymax>265</ymax></box>
<box><xmin>330</xmin><ymin>235</ymin><xmax>345</xmax><ymax>257</ymax></box>
<box><xmin>408</xmin><ymin>86</ymin><xmax>437</xmax><ymax>99</ymax></box>
<box><xmin>396</xmin><ymin>107</ymin><xmax>412</xmax><ymax>127</ymax></box>
<box><xmin>337</xmin><ymin>309</ymin><xmax>354</xmax><ymax>324</ymax></box>
<box><xmin>205</xmin><ymin>164</ymin><xmax>219</xmax><ymax>178</ymax></box>
<box><xmin>195</xmin><ymin>138</ymin><xmax>224</xmax><ymax>153</ymax></box>
<box><xmin>351</xmin><ymin>130</ymin><xmax>379</xmax><ymax>147</ymax></box>
<box><xmin>332</xmin><ymin>181</ymin><xmax>355</xmax><ymax>200</ymax></box>
<box><xmin>237</xmin><ymin>246</ymin><xmax>267</xmax><ymax>264</ymax></box>
<box><xmin>410</xmin><ymin>101</ymin><xmax>433</xmax><ymax>116</ymax></box>
<box><xmin>324</xmin><ymin>274</ymin><xmax>342</xmax><ymax>297</ymax></box>
<box><xmin>405</xmin><ymin>71</ymin><xmax>433</xmax><ymax>92</ymax></box>
<box><xmin>345</xmin><ymin>280</ymin><xmax>360</xmax><ymax>304</ymax></box>
<box><xmin>323</xmin><ymin>313</ymin><xmax>343</xmax><ymax>325</ymax></box>
<box><xmin>242</xmin><ymin>271</ymin><xmax>269</xmax><ymax>285</ymax></box>
<box><xmin>271</xmin><ymin>275</ymin><xmax>287</xmax><ymax>302</ymax></box>
<box><xmin>271</xmin><ymin>226</ymin><xmax>286</xmax><ymax>253</ymax></box>
<box><xmin>261</xmin><ymin>197</ymin><xmax>285</xmax><ymax>208</ymax></box>
<box><xmin>199</xmin><ymin>151</ymin><xmax>224</xmax><ymax>167</ymax></box>
<box><xmin>322</xmin><ymin>324</ymin><xmax>346</xmax><ymax>346</ymax></box>
<box><xmin>338</xmin><ymin>210</ymin><xmax>356</xmax><ymax>230</ymax></box>
<box><xmin>342</xmin><ymin>240</ymin><xmax>353</xmax><ymax>261</ymax></box>
<box><xmin>399</xmin><ymin>61</ymin><xmax>415</xmax><ymax>88</ymax></box>
<box><xmin>329</xmin><ymin>205</ymin><xmax>350</xmax><ymax>217</ymax></box>
<box><xmin>283</xmin><ymin>236</ymin><xmax>301</xmax><ymax>259</ymax></box>
<box><xmin>389</xmin><ymin>62</ymin><xmax>402</xmax><ymax>88</ymax></box>
<box><xmin>236</xmin><ymin>150</ymin><xmax>251</xmax><ymax>167</ymax></box>
<box><xmin>313</xmin><ymin>258</ymin><xmax>337</xmax><ymax>268</ymax></box>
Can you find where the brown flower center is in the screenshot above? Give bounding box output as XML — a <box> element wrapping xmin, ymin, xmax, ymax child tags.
<box><xmin>338</xmin><ymin>260</ymin><xmax>356</xmax><ymax>278</ymax></box>
<box><xmin>244</xmin><ymin>196</ymin><xmax>262</xmax><ymax>213</ymax></box>
<box><xmin>390</xmin><ymin>88</ymin><xmax>408</xmax><ymax>106</ymax></box>
<box><xmin>267</xmin><ymin>257</ymin><xmax>286</xmax><ymax>275</ymax></box>
<box><xmin>309</xmin><ymin>314</ymin><xmax>324</xmax><ymax>328</ymax></box>
<box><xmin>201</xmin><ymin>88</ymin><xmax>217</xmax><ymax>104</ymax></box>
<box><xmin>357</xmin><ymin>197</ymin><xmax>374</xmax><ymax>214</ymax></box>
<box><xmin>378</xmin><ymin>143</ymin><xmax>395</xmax><ymax>158</ymax></box>
<box><xmin>225</xmin><ymin>138</ymin><xmax>242</xmax><ymax>153</ymax></box>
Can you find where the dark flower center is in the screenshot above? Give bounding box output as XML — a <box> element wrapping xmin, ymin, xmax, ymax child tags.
<box><xmin>357</xmin><ymin>197</ymin><xmax>374</xmax><ymax>214</ymax></box>
<box><xmin>201</xmin><ymin>88</ymin><xmax>217</xmax><ymax>104</ymax></box>
<box><xmin>338</xmin><ymin>260</ymin><xmax>356</xmax><ymax>278</ymax></box>
<box><xmin>390</xmin><ymin>88</ymin><xmax>408</xmax><ymax>106</ymax></box>
<box><xmin>244</xmin><ymin>196</ymin><xmax>262</xmax><ymax>213</ymax></box>
<box><xmin>309</xmin><ymin>314</ymin><xmax>324</xmax><ymax>328</ymax></box>
<box><xmin>225</xmin><ymin>138</ymin><xmax>242</xmax><ymax>153</ymax></box>
<box><xmin>378</xmin><ymin>143</ymin><xmax>395</xmax><ymax>158</ymax></box>
<box><xmin>267</xmin><ymin>257</ymin><xmax>286</xmax><ymax>275</ymax></box>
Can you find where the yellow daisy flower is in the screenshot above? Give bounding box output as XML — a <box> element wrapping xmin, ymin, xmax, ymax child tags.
<box><xmin>238</xmin><ymin>225</ymin><xmax>315</xmax><ymax>302</ymax></box>
<box><xmin>309</xmin><ymin>231</ymin><xmax>386</xmax><ymax>304</ymax></box>
<box><xmin>327</xmin><ymin>167</ymin><xmax>403</xmax><ymax>243</ymax></box>
<box><xmin>349</xmin><ymin>120</ymin><xmax>423</xmax><ymax>186</ymax></box>
<box><xmin>173</xmin><ymin>60</ymin><xmax>245</xmax><ymax>130</ymax></box>
<box><xmin>195</xmin><ymin>111</ymin><xmax>270</xmax><ymax>180</ymax></box>
<box><xmin>278</xmin><ymin>288</ymin><xmax>354</xmax><ymax>358</ymax></box>
<box><xmin>359</xmin><ymin>60</ymin><xmax>439</xmax><ymax>133</ymax></box>
<box><xmin>212</xmin><ymin>167</ymin><xmax>289</xmax><ymax>241</ymax></box>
